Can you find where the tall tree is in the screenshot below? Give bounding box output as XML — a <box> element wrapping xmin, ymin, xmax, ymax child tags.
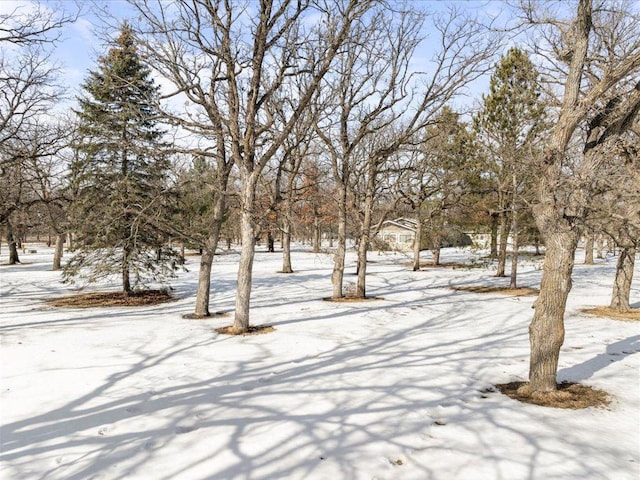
<box><xmin>65</xmin><ymin>24</ymin><xmax>175</xmax><ymax>294</ymax></box>
<box><xmin>474</xmin><ymin>48</ymin><xmax>547</xmax><ymax>284</ymax></box>
<box><xmin>519</xmin><ymin>0</ymin><xmax>640</xmax><ymax>393</ymax></box>
<box><xmin>1</xmin><ymin>2</ymin><xmax>75</xmax><ymax>255</ymax></box>
<box><xmin>131</xmin><ymin>0</ymin><xmax>377</xmax><ymax>332</ymax></box>
<box><xmin>401</xmin><ymin>107</ymin><xmax>477</xmax><ymax>271</ymax></box>
<box><xmin>316</xmin><ymin>4</ymin><xmax>496</xmax><ymax>298</ymax></box>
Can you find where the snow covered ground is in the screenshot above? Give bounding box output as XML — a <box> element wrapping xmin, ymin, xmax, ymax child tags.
<box><xmin>1</xmin><ymin>244</ymin><xmax>639</xmax><ymax>480</ymax></box>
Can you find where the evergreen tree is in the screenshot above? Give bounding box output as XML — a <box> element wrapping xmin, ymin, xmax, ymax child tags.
<box><xmin>64</xmin><ymin>24</ymin><xmax>176</xmax><ymax>294</ymax></box>
<box><xmin>474</xmin><ymin>48</ymin><xmax>547</xmax><ymax>284</ymax></box>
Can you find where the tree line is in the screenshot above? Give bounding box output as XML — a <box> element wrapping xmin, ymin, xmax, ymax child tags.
<box><xmin>1</xmin><ymin>0</ymin><xmax>638</xmax><ymax>397</ymax></box>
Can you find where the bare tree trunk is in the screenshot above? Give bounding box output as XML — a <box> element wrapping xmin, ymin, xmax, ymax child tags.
<box><xmin>7</xmin><ymin>223</ymin><xmax>20</xmax><ymax>265</ymax></box>
<box><xmin>332</xmin><ymin>184</ymin><xmax>347</xmax><ymax>299</ymax></box>
<box><xmin>584</xmin><ymin>234</ymin><xmax>594</xmax><ymax>264</ymax></box>
<box><xmin>412</xmin><ymin>216</ymin><xmax>423</xmax><ymax>271</ymax></box>
<box><xmin>356</xmin><ymin>233</ymin><xmax>368</xmax><ymax>298</ymax></box>
<box><xmin>596</xmin><ymin>234</ymin><xmax>604</xmax><ymax>259</ymax></box>
<box><xmin>534</xmin><ymin>234</ymin><xmax>541</xmax><ymax>256</ymax></box>
<box><xmin>610</xmin><ymin>245</ymin><xmax>635</xmax><ymax>312</ymax></box>
<box><xmin>509</xmin><ymin>213</ymin><xmax>519</xmax><ymax>289</ymax></box>
<box><xmin>195</xmin><ymin>249</ymin><xmax>215</xmax><ymax>316</ymax></box>
<box><xmin>53</xmin><ymin>233</ymin><xmax>65</xmax><ymax>270</ymax></box>
<box><xmin>193</xmin><ymin>193</ymin><xmax>227</xmax><ymax>317</ymax></box>
<box><xmin>496</xmin><ymin>211</ymin><xmax>509</xmax><ymax>276</ymax></box>
<box><xmin>312</xmin><ymin>213</ymin><xmax>321</xmax><ymax>253</ymax></box>
<box><xmin>528</xmin><ymin>226</ymin><xmax>579</xmax><ymax>392</ymax></box>
<box><xmin>433</xmin><ymin>242</ymin><xmax>441</xmax><ymax>266</ymax></box>
<box><xmin>233</xmin><ymin>189</ymin><xmax>258</xmax><ymax>332</ymax></box>
<box><xmin>490</xmin><ymin>212</ymin><xmax>499</xmax><ymax>257</ymax></box>
<box><xmin>122</xmin><ymin>245</ymin><xmax>131</xmax><ymax>295</ymax></box>
<box><xmin>281</xmin><ymin>205</ymin><xmax>293</xmax><ymax>273</ymax></box>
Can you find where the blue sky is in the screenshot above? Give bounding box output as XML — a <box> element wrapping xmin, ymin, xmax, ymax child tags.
<box><xmin>4</xmin><ymin>0</ymin><xmax>514</xmax><ymax>109</ymax></box>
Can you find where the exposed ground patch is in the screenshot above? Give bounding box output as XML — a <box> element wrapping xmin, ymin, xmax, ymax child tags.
<box><xmin>580</xmin><ymin>307</ymin><xmax>640</xmax><ymax>321</ymax></box>
<box><xmin>452</xmin><ymin>285</ymin><xmax>539</xmax><ymax>296</ymax></box>
<box><xmin>183</xmin><ymin>311</ymin><xmax>231</xmax><ymax>319</ymax></box>
<box><xmin>494</xmin><ymin>381</ymin><xmax>610</xmax><ymax>409</ymax></box>
<box><xmin>215</xmin><ymin>325</ymin><xmax>275</xmax><ymax>336</ymax></box>
<box><xmin>410</xmin><ymin>261</ymin><xmax>482</xmax><ymax>269</ymax></box>
<box><xmin>47</xmin><ymin>290</ymin><xmax>173</xmax><ymax>308</ymax></box>
<box><xmin>323</xmin><ymin>296</ymin><xmax>384</xmax><ymax>303</ymax></box>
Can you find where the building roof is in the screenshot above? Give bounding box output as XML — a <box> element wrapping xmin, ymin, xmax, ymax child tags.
<box><xmin>380</xmin><ymin>218</ymin><xmax>417</xmax><ymax>233</ymax></box>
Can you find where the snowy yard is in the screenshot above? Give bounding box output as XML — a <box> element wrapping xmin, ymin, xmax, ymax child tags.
<box><xmin>1</xmin><ymin>245</ymin><xmax>639</xmax><ymax>480</ymax></box>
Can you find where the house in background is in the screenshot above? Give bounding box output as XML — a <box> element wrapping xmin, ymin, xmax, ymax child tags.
<box><xmin>377</xmin><ymin>217</ymin><xmax>476</xmax><ymax>251</ymax></box>
<box><xmin>376</xmin><ymin>218</ymin><xmax>417</xmax><ymax>251</ymax></box>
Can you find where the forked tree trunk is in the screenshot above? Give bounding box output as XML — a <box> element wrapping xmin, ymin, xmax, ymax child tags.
<box><xmin>53</xmin><ymin>233</ymin><xmax>65</xmax><ymax>270</ymax></box>
<box><xmin>528</xmin><ymin>226</ymin><xmax>580</xmax><ymax>391</ymax></box>
<box><xmin>331</xmin><ymin>184</ymin><xmax>348</xmax><ymax>299</ymax></box>
<box><xmin>496</xmin><ymin>211</ymin><xmax>509</xmax><ymax>276</ymax></box>
<box><xmin>610</xmin><ymin>245</ymin><xmax>635</xmax><ymax>312</ymax></box>
<box><xmin>412</xmin><ymin>216</ymin><xmax>423</xmax><ymax>271</ymax></box>
<box><xmin>584</xmin><ymin>235</ymin><xmax>594</xmax><ymax>264</ymax></box>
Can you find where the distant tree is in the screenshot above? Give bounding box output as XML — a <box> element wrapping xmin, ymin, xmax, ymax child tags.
<box><xmin>410</xmin><ymin>107</ymin><xmax>477</xmax><ymax>269</ymax></box>
<box><xmin>586</xmin><ymin>132</ymin><xmax>639</xmax><ymax>312</ymax></box>
<box><xmin>64</xmin><ymin>24</ymin><xmax>175</xmax><ymax>294</ymax></box>
<box><xmin>1</xmin><ymin>2</ymin><xmax>75</xmax><ymax>259</ymax></box>
<box><xmin>474</xmin><ymin>48</ymin><xmax>547</xmax><ymax>286</ymax></box>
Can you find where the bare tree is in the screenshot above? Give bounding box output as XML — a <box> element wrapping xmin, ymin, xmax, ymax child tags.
<box><xmin>587</xmin><ymin>129</ymin><xmax>639</xmax><ymax>312</ymax></box>
<box><xmin>516</xmin><ymin>0</ymin><xmax>640</xmax><ymax>393</ymax></box>
<box><xmin>316</xmin><ymin>4</ymin><xmax>497</xmax><ymax>298</ymax></box>
<box><xmin>0</xmin><ymin>2</ymin><xmax>75</xmax><ymax>147</ymax></box>
<box><xmin>131</xmin><ymin>0</ymin><xmax>376</xmax><ymax>331</ymax></box>
<box><xmin>1</xmin><ymin>2</ymin><xmax>75</xmax><ymax>260</ymax></box>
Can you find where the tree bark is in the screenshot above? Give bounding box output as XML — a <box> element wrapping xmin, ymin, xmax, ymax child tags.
<box><xmin>596</xmin><ymin>234</ymin><xmax>604</xmax><ymax>259</ymax></box>
<box><xmin>233</xmin><ymin>186</ymin><xmax>258</xmax><ymax>332</ymax></box>
<box><xmin>610</xmin><ymin>245</ymin><xmax>635</xmax><ymax>312</ymax></box>
<box><xmin>433</xmin><ymin>242</ymin><xmax>441</xmax><ymax>266</ymax></box>
<box><xmin>490</xmin><ymin>212</ymin><xmax>499</xmax><ymax>257</ymax></box>
<box><xmin>412</xmin><ymin>216</ymin><xmax>423</xmax><ymax>271</ymax></box>
<box><xmin>281</xmin><ymin>204</ymin><xmax>293</xmax><ymax>273</ymax></box>
<box><xmin>7</xmin><ymin>223</ymin><xmax>20</xmax><ymax>265</ymax></box>
<box><xmin>331</xmin><ymin>183</ymin><xmax>347</xmax><ymax>299</ymax></box>
<box><xmin>528</xmin><ymin>226</ymin><xmax>579</xmax><ymax>391</ymax></box>
<box><xmin>312</xmin><ymin>212</ymin><xmax>321</xmax><ymax>253</ymax></box>
<box><xmin>195</xmin><ymin>248</ymin><xmax>215</xmax><ymax>316</ymax></box>
<box><xmin>53</xmin><ymin>233</ymin><xmax>65</xmax><ymax>270</ymax></box>
<box><xmin>584</xmin><ymin>234</ymin><xmax>594</xmax><ymax>264</ymax></box>
<box><xmin>509</xmin><ymin>212</ymin><xmax>519</xmax><ymax>289</ymax></box>
<box><xmin>496</xmin><ymin>210</ymin><xmax>509</xmax><ymax>276</ymax></box>
<box><xmin>193</xmin><ymin>164</ymin><xmax>229</xmax><ymax>317</ymax></box>
<box><xmin>122</xmin><ymin>245</ymin><xmax>132</xmax><ymax>295</ymax></box>
<box><xmin>281</xmin><ymin>229</ymin><xmax>293</xmax><ymax>272</ymax></box>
